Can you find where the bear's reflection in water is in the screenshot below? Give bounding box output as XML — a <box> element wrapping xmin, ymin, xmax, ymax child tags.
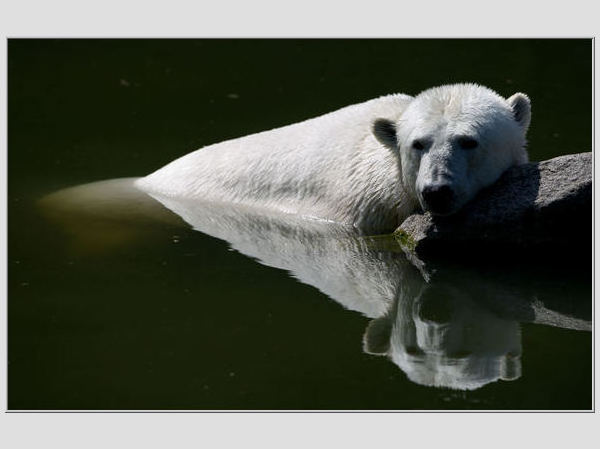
<box><xmin>364</xmin><ymin>282</ymin><xmax>522</xmax><ymax>390</ymax></box>
<box><xmin>41</xmin><ymin>179</ymin><xmax>591</xmax><ymax>391</ymax></box>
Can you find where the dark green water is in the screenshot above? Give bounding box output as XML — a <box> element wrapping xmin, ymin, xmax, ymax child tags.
<box><xmin>8</xmin><ymin>39</ymin><xmax>592</xmax><ymax>410</ymax></box>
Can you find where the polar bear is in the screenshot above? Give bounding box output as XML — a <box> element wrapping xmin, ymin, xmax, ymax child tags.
<box><xmin>136</xmin><ymin>83</ymin><xmax>531</xmax><ymax>234</ymax></box>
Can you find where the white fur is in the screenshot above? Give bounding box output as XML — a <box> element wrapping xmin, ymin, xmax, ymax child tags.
<box><xmin>396</xmin><ymin>84</ymin><xmax>530</xmax><ymax>215</ymax></box>
<box><xmin>136</xmin><ymin>84</ymin><xmax>530</xmax><ymax>233</ymax></box>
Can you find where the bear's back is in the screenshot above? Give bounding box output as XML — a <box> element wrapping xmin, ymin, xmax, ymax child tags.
<box><xmin>136</xmin><ymin>93</ymin><xmax>412</xmax><ymax>204</ymax></box>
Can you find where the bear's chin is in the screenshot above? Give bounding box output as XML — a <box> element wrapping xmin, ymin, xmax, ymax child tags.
<box><xmin>428</xmin><ymin>210</ymin><xmax>455</xmax><ymax>217</ymax></box>
<box><xmin>421</xmin><ymin>202</ymin><xmax>462</xmax><ymax>217</ymax></box>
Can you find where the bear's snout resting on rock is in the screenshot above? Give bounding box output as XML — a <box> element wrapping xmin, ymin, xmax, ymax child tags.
<box><xmin>136</xmin><ymin>83</ymin><xmax>531</xmax><ymax>234</ymax></box>
<box><xmin>373</xmin><ymin>85</ymin><xmax>531</xmax><ymax>217</ymax></box>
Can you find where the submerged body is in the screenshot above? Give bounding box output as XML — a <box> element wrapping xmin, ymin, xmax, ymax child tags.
<box><xmin>136</xmin><ymin>84</ymin><xmax>531</xmax><ymax>234</ymax></box>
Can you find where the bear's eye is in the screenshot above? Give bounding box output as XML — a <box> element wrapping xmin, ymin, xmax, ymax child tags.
<box><xmin>458</xmin><ymin>137</ymin><xmax>478</xmax><ymax>150</ymax></box>
<box><xmin>411</xmin><ymin>139</ymin><xmax>425</xmax><ymax>151</ymax></box>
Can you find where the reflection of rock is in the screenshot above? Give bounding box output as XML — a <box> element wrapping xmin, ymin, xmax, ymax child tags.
<box><xmin>41</xmin><ymin>179</ymin><xmax>592</xmax><ymax>390</ymax></box>
<box><xmin>396</xmin><ymin>152</ymin><xmax>592</xmax><ymax>259</ymax></box>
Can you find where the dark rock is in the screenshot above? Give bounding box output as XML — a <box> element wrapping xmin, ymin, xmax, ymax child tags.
<box><xmin>394</xmin><ymin>152</ymin><xmax>592</xmax><ymax>263</ymax></box>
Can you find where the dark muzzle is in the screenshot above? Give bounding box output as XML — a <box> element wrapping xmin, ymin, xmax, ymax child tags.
<box><xmin>421</xmin><ymin>184</ymin><xmax>455</xmax><ymax>215</ymax></box>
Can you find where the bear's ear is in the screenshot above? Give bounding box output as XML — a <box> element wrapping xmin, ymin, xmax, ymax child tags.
<box><xmin>372</xmin><ymin>118</ymin><xmax>398</xmax><ymax>150</ymax></box>
<box><xmin>507</xmin><ymin>93</ymin><xmax>531</xmax><ymax>132</ymax></box>
<box><xmin>363</xmin><ymin>316</ymin><xmax>393</xmax><ymax>355</ymax></box>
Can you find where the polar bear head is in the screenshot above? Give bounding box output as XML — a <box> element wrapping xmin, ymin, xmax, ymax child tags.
<box><xmin>373</xmin><ymin>84</ymin><xmax>531</xmax><ymax>216</ymax></box>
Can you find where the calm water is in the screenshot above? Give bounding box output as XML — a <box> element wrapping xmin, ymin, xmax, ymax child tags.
<box><xmin>8</xmin><ymin>39</ymin><xmax>592</xmax><ymax>410</ymax></box>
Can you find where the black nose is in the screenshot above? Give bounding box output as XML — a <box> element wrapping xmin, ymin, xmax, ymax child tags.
<box><xmin>421</xmin><ymin>184</ymin><xmax>454</xmax><ymax>215</ymax></box>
